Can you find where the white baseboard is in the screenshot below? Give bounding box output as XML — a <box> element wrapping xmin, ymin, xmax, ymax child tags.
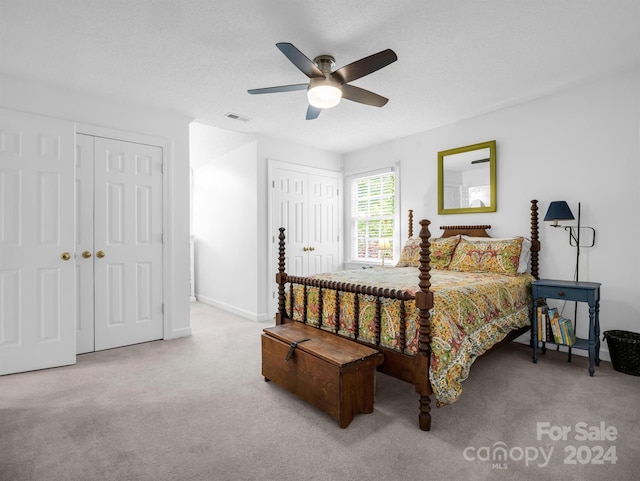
<box><xmin>169</xmin><ymin>326</ymin><xmax>192</xmax><ymax>339</ymax></box>
<box><xmin>196</xmin><ymin>295</ymin><xmax>273</xmax><ymax>323</ymax></box>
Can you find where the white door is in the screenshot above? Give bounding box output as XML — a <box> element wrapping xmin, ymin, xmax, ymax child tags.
<box><xmin>93</xmin><ymin>137</ymin><xmax>164</xmax><ymax>351</ymax></box>
<box><xmin>272</xmin><ymin>168</ymin><xmax>308</xmax><ymax>277</ymax></box>
<box><xmin>307</xmin><ymin>173</ymin><xmax>339</xmax><ymax>274</ymax></box>
<box><xmin>269</xmin><ymin>162</ymin><xmax>341</xmax><ymax>316</ymax></box>
<box><xmin>0</xmin><ymin>109</ymin><xmax>76</xmax><ymax>375</ymax></box>
<box><xmin>75</xmin><ymin>135</ymin><xmax>164</xmax><ymax>353</ymax></box>
<box><xmin>75</xmin><ymin>134</ymin><xmax>96</xmax><ymax>353</ymax></box>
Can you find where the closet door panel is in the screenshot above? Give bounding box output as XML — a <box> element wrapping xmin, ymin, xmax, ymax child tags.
<box><xmin>272</xmin><ymin>168</ymin><xmax>309</xmax><ymax>276</ymax></box>
<box><xmin>75</xmin><ymin>134</ymin><xmax>95</xmax><ymax>354</ymax></box>
<box><xmin>307</xmin><ymin>174</ymin><xmax>340</xmax><ymax>275</ymax></box>
<box><xmin>0</xmin><ymin>109</ymin><xmax>76</xmax><ymax>375</ymax></box>
<box><xmin>93</xmin><ymin>137</ymin><xmax>163</xmax><ymax>351</ymax></box>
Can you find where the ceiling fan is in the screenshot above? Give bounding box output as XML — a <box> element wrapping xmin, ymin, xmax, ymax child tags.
<box><xmin>248</xmin><ymin>42</ymin><xmax>397</xmax><ymax>120</ymax></box>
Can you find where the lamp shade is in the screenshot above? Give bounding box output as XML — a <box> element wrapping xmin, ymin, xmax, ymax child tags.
<box><xmin>378</xmin><ymin>238</ymin><xmax>392</xmax><ymax>250</ymax></box>
<box><xmin>544</xmin><ymin>201</ymin><xmax>575</xmax><ymax>225</ymax></box>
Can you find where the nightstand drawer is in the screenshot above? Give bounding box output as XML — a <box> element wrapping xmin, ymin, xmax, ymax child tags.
<box><xmin>534</xmin><ymin>285</ymin><xmax>590</xmax><ymax>302</ymax></box>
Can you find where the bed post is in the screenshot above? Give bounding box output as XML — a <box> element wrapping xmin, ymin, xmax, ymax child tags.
<box><xmin>275</xmin><ymin>227</ymin><xmax>287</xmax><ymax>325</ymax></box>
<box><xmin>408</xmin><ymin>209</ymin><xmax>414</xmax><ymax>238</ymax></box>
<box><xmin>530</xmin><ymin>200</ymin><xmax>540</xmax><ymax>280</ymax></box>
<box><xmin>415</xmin><ymin>219</ymin><xmax>433</xmax><ymax>431</ymax></box>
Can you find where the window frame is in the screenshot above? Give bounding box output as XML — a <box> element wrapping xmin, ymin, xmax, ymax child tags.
<box><xmin>345</xmin><ymin>166</ymin><xmax>400</xmax><ymax>265</ymax></box>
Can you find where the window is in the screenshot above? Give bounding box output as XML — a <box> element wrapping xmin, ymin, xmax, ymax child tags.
<box><xmin>350</xmin><ymin>170</ymin><xmax>396</xmax><ymax>262</ymax></box>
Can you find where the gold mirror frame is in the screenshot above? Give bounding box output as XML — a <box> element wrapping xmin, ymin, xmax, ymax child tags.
<box><xmin>438</xmin><ymin>140</ymin><xmax>496</xmax><ymax>214</ymax></box>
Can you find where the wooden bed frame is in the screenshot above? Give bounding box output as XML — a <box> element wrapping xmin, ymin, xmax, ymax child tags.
<box><xmin>275</xmin><ymin>200</ymin><xmax>541</xmax><ymax>431</ymax></box>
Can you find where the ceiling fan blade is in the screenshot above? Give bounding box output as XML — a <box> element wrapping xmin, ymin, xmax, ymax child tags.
<box><xmin>247</xmin><ymin>83</ymin><xmax>309</xmax><ymax>95</ymax></box>
<box><xmin>332</xmin><ymin>49</ymin><xmax>397</xmax><ymax>84</ymax></box>
<box><xmin>276</xmin><ymin>42</ymin><xmax>325</xmax><ymax>79</ymax></box>
<box><xmin>341</xmin><ymin>84</ymin><xmax>388</xmax><ymax>107</ymax></box>
<box><xmin>306</xmin><ymin>104</ymin><xmax>322</xmax><ymax>120</ymax></box>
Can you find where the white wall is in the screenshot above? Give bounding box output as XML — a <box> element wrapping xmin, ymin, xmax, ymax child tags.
<box><xmin>1</xmin><ymin>73</ymin><xmax>193</xmax><ymax>339</ymax></box>
<box><xmin>344</xmin><ymin>69</ymin><xmax>640</xmax><ymax>360</ymax></box>
<box><xmin>192</xmin><ymin>139</ymin><xmax>260</xmax><ymax>319</ymax></box>
<box><xmin>190</xmin><ymin>124</ymin><xmax>342</xmax><ymax>321</ymax></box>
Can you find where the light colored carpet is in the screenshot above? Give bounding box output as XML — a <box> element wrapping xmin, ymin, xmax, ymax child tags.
<box><xmin>1</xmin><ymin>302</ymin><xmax>639</xmax><ymax>481</ymax></box>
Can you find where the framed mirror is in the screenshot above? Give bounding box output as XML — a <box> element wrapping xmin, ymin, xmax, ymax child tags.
<box><xmin>438</xmin><ymin>140</ymin><xmax>496</xmax><ymax>214</ymax></box>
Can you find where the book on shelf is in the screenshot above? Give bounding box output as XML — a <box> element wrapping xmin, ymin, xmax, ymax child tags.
<box><xmin>544</xmin><ymin>310</ymin><xmax>554</xmax><ymax>342</ymax></box>
<box><xmin>550</xmin><ymin>315</ymin><xmax>563</xmax><ymax>344</ymax></box>
<box><xmin>547</xmin><ymin>307</ymin><xmax>562</xmax><ymax>344</ymax></box>
<box><xmin>536</xmin><ymin>305</ymin><xmax>548</xmax><ymax>342</ymax></box>
<box><xmin>558</xmin><ymin>317</ymin><xmax>576</xmax><ymax>345</ymax></box>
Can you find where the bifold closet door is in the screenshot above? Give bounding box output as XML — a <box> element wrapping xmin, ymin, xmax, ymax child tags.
<box><xmin>0</xmin><ymin>109</ymin><xmax>76</xmax><ymax>375</ymax></box>
<box><xmin>272</xmin><ymin>168</ymin><xmax>308</xmax><ymax>277</ymax></box>
<box><xmin>307</xmin><ymin>173</ymin><xmax>339</xmax><ymax>274</ymax></box>
<box><xmin>271</xmin><ymin>166</ymin><xmax>340</xmax><ymax>277</ymax></box>
<box><xmin>93</xmin><ymin>137</ymin><xmax>164</xmax><ymax>351</ymax></box>
<box><xmin>76</xmin><ymin>135</ymin><xmax>164</xmax><ymax>353</ymax></box>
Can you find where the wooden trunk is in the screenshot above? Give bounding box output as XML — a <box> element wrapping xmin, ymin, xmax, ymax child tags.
<box><xmin>262</xmin><ymin>323</ymin><xmax>383</xmax><ymax>428</ymax></box>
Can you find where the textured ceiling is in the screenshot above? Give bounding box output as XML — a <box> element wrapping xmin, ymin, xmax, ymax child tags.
<box><xmin>1</xmin><ymin>0</ymin><xmax>639</xmax><ymax>155</ymax></box>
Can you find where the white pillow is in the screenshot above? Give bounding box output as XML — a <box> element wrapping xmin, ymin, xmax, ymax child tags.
<box><xmin>460</xmin><ymin>235</ymin><xmax>531</xmax><ymax>274</ymax></box>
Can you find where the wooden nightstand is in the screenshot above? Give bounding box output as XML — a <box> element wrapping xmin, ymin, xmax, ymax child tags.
<box><xmin>532</xmin><ymin>279</ymin><xmax>601</xmax><ymax>376</ymax></box>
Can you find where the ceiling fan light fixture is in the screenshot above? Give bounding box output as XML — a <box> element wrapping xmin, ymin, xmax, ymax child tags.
<box><xmin>307</xmin><ymin>81</ymin><xmax>342</xmax><ymax>109</ymax></box>
<box><xmin>248</xmin><ymin>43</ymin><xmax>397</xmax><ymax>119</ymax></box>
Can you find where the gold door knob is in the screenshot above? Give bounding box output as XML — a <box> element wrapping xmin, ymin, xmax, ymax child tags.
<box><xmin>60</xmin><ymin>252</ymin><xmax>71</xmax><ymax>261</ymax></box>
<box><xmin>303</xmin><ymin>247</ymin><xmax>309</xmax><ymax>252</ymax></box>
<box><xmin>309</xmin><ymin>247</ymin><xmax>315</xmax><ymax>252</ymax></box>
<box><xmin>96</xmin><ymin>251</ymin><xmax>105</xmax><ymax>258</ymax></box>
<box><xmin>82</xmin><ymin>251</ymin><xmax>92</xmax><ymax>259</ymax></box>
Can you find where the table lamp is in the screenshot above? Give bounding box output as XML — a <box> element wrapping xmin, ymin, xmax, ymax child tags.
<box><xmin>378</xmin><ymin>238</ymin><xmax>392</xmax><ymax>267</ymax></box>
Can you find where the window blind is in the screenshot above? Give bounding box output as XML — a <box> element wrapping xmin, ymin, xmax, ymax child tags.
<box><xmin>350</xmin><ymin>171</ymin><xmax>395</xmax><ymax>262</ymax></box>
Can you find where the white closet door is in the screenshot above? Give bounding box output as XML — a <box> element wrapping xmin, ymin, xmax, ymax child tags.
<box><xmin>93</xmin><ymin>137</ymin><xmax>163</xmax><ymax>351</ymax></box>
<box><xmin>75</xmin><ymin>134</ymin><xmax>95</xmax><ymax>354</ymax></box>
<box><xmin>272</xmin><ymin>167</ymin><xmax>309</xmax><ymax>277</ymax></box>
<box><xmin>269</xmin><ymin>162</ymin><xmax>341</xmax><ymax>317</ymax></box>
<box><xmin>307</xmin><ymin>173</ymin><xmax>340</xmax><ymax>275</ymax></box>
<box><xmin>0</xmin><ymin>109</ymin><xmax>76</xmax><ymax>375</ymax></box>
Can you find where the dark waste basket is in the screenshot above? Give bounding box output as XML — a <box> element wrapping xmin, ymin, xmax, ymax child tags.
<box><xmin>603</xmin><ymin>330</ymin><xmax>640</xmax><ymax>376</ymax></box>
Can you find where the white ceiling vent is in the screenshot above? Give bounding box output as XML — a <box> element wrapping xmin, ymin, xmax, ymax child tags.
<box><xmin>224</xmin><ymin>112</ymin><xmax>250</xmax><ymax>122</ymax></box>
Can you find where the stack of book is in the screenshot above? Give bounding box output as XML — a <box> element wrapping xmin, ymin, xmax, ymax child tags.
<box><xmin>537</xmin><ymin>305</ymin><xmax>576</xmax><ymax>345</ymax></box>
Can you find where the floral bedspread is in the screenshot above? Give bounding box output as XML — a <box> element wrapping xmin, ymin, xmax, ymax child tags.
<box><xmin>287</xmin><ymin>267</ymin><xmax>533</xmax><ymax>405</ymax></box>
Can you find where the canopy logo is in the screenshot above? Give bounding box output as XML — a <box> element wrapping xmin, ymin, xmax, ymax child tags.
<box><xmin>462</xmin><ymin>442</ymin><xmax>553</xmax><ymax>469</ymax></box>
<box><xmin>463</xmin><ymin>421</ymin><xmax>618</xmax><ymax>469</ymax></box>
